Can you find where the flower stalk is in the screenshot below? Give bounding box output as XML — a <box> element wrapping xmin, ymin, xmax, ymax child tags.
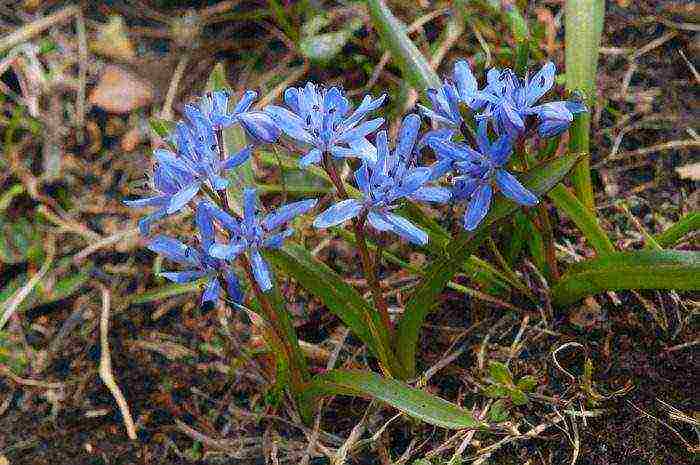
<box><xmin>321</xmin><ymin>152</ymin><xmax>393</xmax><ymax>337</ymax></box>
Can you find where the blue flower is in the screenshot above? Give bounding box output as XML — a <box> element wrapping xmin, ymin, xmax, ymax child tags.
<box><xmin>197</xmin><ymin>90</ymin><xmax>279</xmax><ymax>143</ymax></box>
<box><xmin>418</xmin><ymin>60</ymin><xmax>482</xmax><ymax>131</ymax></box>
<box><xmin>265</xmin><ymin>82</ymin><xmax>386</xmax><ymax>168</ymax></box>
<box><xmin>475</xmin><ymin>61</ymin><xmax>586</xmax><ymax>138</ymax></box>
<box><xmin>313</xmin><ymin>114</ymin><xmax>450</xmax><ymax>245</ymax></box>
<box><xmin>529</xmin><ymin>100</ymin><xmax>587</xmax><ymax>138</ymax></box>
<box><xmin>430</xmin><ymin>121</ymin><xmax>538</xmax><ymax>230</ymax></box>
<box><xmin>125</xmin><ymin>93</ymin><xmax>259</xmax><ymax>234</ymax></box>
<box><xmin>207</xmin><ymin>188</ymin><xmax>317</xmax><ymax>292</ymax></box>
<box><xmin>146</xmin><ymin>203</ymin><xmax>242</xmax><ymax>305</ymax></box>
<box><xmin>124</xmin><ymin>130</ymin><xmax>251</xmax><ymax>234</ymax></box>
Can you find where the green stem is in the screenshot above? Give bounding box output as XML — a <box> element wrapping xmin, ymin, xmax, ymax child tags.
<box><xmin>321</xmin><ymin>153</ymin><xmax>393</xmax><ymax>338</ymax></box>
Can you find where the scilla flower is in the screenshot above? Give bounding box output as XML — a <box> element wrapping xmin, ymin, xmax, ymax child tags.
<box><xmin>265</xmin><ymin>82</ymin><xmax>386</xmax><ymax>167</ymax></box>
<box><xmin>314</xmin><ymin>114</ymin><xmax>450</xmax><ymax>245</ymax></box>
<box><xmin>207</xmin><ymin>189</ymin><xmax>317</xmax><ymax>292</ymax></box>
<box><xmin>146</xmin><ymin>203</ymin><xmax>242</xmax><ymax>305</ymax></box>
<box><xmin>197</xmin><ymin>89</ymin><xmax>280</xmax><ymax>143</ymax></box>
<box><xmin>430</xmin><ymin>121</ymin><xmax>538</xmax><ymax>230</ymax></box>
<box><xmin>419</xmin><ymin>60</ymin><xmax>482</xmax><ymax>130</ymax></box>
<box><xmin>475</xmin><ymin>61</ymin><xmax>586</xmax><ymax>138</ymax></box>
<box><xmin>125</xmin><ymin>91</ymin><xmax>269</xmax><ymax>234</ymax></box>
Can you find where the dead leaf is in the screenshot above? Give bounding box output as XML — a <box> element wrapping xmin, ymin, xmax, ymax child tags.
<box><xmin>675</xmin><ymin>162</ymin><xmax>700</xmax><ymax>181</ymax></box>
<box><xmin>90</xmin><ymin>16</ymin><xmax>136</xmax><ymax>61</ymax></box>
<box><xmin>89</xmin><ymin>65</ymin><xmax>153</xmax><ymax>114</ymax></box>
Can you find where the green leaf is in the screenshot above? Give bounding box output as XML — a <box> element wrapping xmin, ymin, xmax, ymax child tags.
<box><xmin>130</xmin><ymin>279</ymin><xmax>206</xmax><ymax>305</ymax></box>
<box><xmin>488</xmin><ymin>361</ymin><xmax>513</xmax><ymax>386</ymax></box>
<box><xmin>149</xmin><ymin>118</ymin><xmax>176</xmax><ymax>140</ymax></box>
<box><xmin>305</xmin><ymin>370</ymin><xmax>484</xmax><ymax>430</ymax></box>
<box><xmin>366</xmin><ymin>0</ymin><xmax>441</xmax><ymax>91</ymax></box>
<box><xmin>516</xmin><ymin>375</ymin><xmax>538</xmax><ymax>392</ymax></box>
<box><xmin>548</xmin><ymin>184</ymin><xmax>615</xmax><ymax>256</ymax></box>
<box><xmin>488</xmin><ymin>399</ymin><xmax>510</xmax><ymax>422</ymax></box>
<box><xmin>655</xmin><ymin>212</ymin><xmax>700</xmax><ymax>248</ymax></box>
<box><xmin>552</xmin><ymin>250</ymin><xmax>700</xmax><ymax>306</ymax></box>
<box><xmin>263</xmin><ymin>244</ymin><xmax>408</xmax><ymax>378</ymax></box>
<box><xmin>396</xmin><ymin>152</ymin><xmax>583</xmax><ymax>376</ymax></box>
<box><xmin>508</xmin><ymin>388</ymin><xmax>528</xmax><ymax>406</ymax></box>
<box><xmin>484</xmin><ymin>383</ymin><xmax>507</xmax><ymax>399</ymax></box>
<box><xmin>565</xmin><ymin>0</ymin><xmax>604</xmax><ymax>210</ymax></box>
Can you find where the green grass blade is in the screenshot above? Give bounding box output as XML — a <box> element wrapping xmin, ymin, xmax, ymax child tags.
<box><xmin>655</xmin><ymin>212</ymin><xmax>700</xmax><ymax>248</ymax></box>
<box><xmin>263</xmin><ymin>244</ymin><xmax>408</xmax><ymax>378</ymax></box>
<box><xmin>366</xmin><ymin>0</ymin><xmax>441</xmax><ymax>91</ymax></box>
<box><xmin>305</xmin><ymin>370</ymin><xmax>484</xmax><ymax>429</ymax></box>
<box><xmin>396</xmin><ymin>152</ymin><xmax>583</xmax><ymax>376</ymax></box>
<box><xmin>552</xmin><ymin>250</ymin><xmax>700</xmax><ymax>306</ymax></box>
<box><xmin>548</xmin><ymin>184</ymin><xmax>615</xmax><ymax>256</ymax></box>
<box><xmin>565</xmin><ymin>0</ymin><xmax>604</xmax><ymax>210</ymax></box>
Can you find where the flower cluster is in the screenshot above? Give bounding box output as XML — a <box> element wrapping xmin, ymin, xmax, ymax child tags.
<box><xmin>126</xmin><ymin>60</ymin><xmax>585</xmax><ymax>304</ymax></box>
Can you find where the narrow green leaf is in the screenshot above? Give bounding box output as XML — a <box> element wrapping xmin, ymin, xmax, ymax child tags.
<box><xmin>396</xmin><ymin>152</ymin><xmax>583</xmax><ymax>376</ymax></box>
<box><xmin>488</xmin><ymin>361</ymin><xmax>513</xmax><ymax>386</ymax></box>
<box><xmin>366</xmin><ymin>0</ymin><xmax>441</xmax><ymax>91</ymax></box>
<box><xmin>305</xmin><ymin>370</ymin><xmax>484</xmax><ymax>430</ymax></box>
<box><xmin>263</xmin><ymin>244</ymin><xmax>408</xmax><ymax>378</ymax></box>
<box><xmin>130</xmin><ymin>279</ymin><xmax>206</xmax><ymax>305</ymax></box>
<box><xmin>655</xmin><ymin>212</ymin><xmax>700</xmax><ymax>248</ymax></box>
<box><xmin>565</xmin><ymin>0</ymin><xmax>604</xmax><ymax>210</ymax></box>
<box><xmin>548</xmin><ymin>184</ymin><xmax>615</xmax><ymax>256</ymax></box>
<box><xmin>149</xmin><ymin>118</ymin><xmax>176</xmax><ymax>140</ymax></box>
<box><xmin>552</xmin><ymin>250</ymin><xmax>700</xmax><ymax>306</ymax></box>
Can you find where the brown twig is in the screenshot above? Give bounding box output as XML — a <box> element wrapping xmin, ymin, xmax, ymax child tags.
<box><xmin>97</xmin><ymin>284</ymin><xmax>138</xmax><ymax>440</ymax></box>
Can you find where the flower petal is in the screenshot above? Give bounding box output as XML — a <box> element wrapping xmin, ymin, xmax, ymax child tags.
<box><xmin>137</xmin><ymin>209</ymin><xmax>167</xmax><ymax>235</ymax></box>
<box><xmin>221</xmin><ymin>146</ymin><xmax>252</xmax><ymax>170</ymax></box>
<box><xmin>196</xmin><ymin>202</ymin><xmax>215</xmax><ymax>250</ymax></box>
<box><xmin>224</xmin><ymin>270</ymin><xmax>243</xmax><ymax>303</ymax></box>
<box><xmin>495</xmin><ymin>170</ymin><xmax>538</xmax><ymax>206</ymax></box>
<box><xmin>238</xmin><ymin>111</ymin><xmax>280</xmax><ymax>143</ymax></box>
<box><xmin>265</xmin><ymin>105</ymin><xmax>315</xmax><ymax>145</ymax></box>
<box><xmin>383</xmin><ymin>212</ymin><xmax>428</xmax><ymax>245</ymax></box>
<box><xmin>335</xmin><ymin>117</ymin><xmax>384</xmax><ymax>143</ymax></box>
<box><xmin>201</xmin><ymin>278</ymin><xmax>221</xmax><ymax>304</ymax></box>
<box><xmin>454</xmin><ymin>60</ymin><xmax>478</xmax><ymax>104</ymax></box>
<box><xmin>250</xmin><ymin>248</ymin><xmax>273</xmax><ymax>292</ymax></box>
<box><xmin>232</xmin><ymin>90</ymin><xmax>258</xmax><ymax>115</ymax></box>
<box><xmin>395</xmin><ymin>114</ymin><xmax>421</xmax><ymax>161</ymax></box>
<box><xmin>342</xmin><ymin>93</ymin><xmax>386</xmax><ymax>130</ymax></box>
<box><xmin>263</xmin><ymin>229</ymin><xmax>294</xmax><ymax>249</ymax></box>
<box><xmin>464</xmin><ymin>183</ymin><xmax>493</xmax><ymax>230</ymax></box>
<box><xmin>409</xmin><ymin>186</ymin><xmax>452</xmax><ymax>203</ymax></box>
<box><xmin>209</xmin><ymin>242</ymin><xmax>246</xmax><ymax>260</ymax></box>
<box><xmin>123</xmin><ymin>195</ymin><xmax>168</xmax><ymax>208</ymax></box>
<box><xmin>262</xmin><ymin>198</ymin><xmax>318</xmax><ymax>230</ymax></box>
<box><xmin>148</xmin><ymin>235</ymin><xmax>197</xmax><ymax>265</ymax></box>
<box><xmin>299</xmin><ymin>148</ymin><xmax>323</xmax><ymax>168</ymax></box>
<box><xmin>313</xmin><ymin>199</ymin><xmax>363</xmax><ymax>228</ymax></box>
<box><xmin>525</xmin><ymin>61</ymin><xmax>555</xmax><ymax>107</ymax></box>
<box><xmin>160</xmin><ymin>270</ymin><xmax>207</xmax><ymax>284</ymax></box>
<box><xmin>166</xmin><ymin>182</ymin><xmax>200</xmax><ymax>214</ymax></box>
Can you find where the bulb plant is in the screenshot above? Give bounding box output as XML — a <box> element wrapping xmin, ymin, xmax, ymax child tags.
<box><xmin>125</xmin><ymin>57</ymin><xmax>593</xmax><ymax>423</ymax></box>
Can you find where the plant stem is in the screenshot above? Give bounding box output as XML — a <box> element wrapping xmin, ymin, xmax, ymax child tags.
<box><xmin>239</xmin><ymin>255</ymin><xmax>307</xmax><ymax>377</ymax></box>
<box><xmin>321</xmin><ymin>153</ymin><xmax>393</xmax><ymax>336</ymax></box>
<box><xmin>536</xmin><ymin>204</ymin><xmax>560</xmax><ymax>280</ymax></box>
